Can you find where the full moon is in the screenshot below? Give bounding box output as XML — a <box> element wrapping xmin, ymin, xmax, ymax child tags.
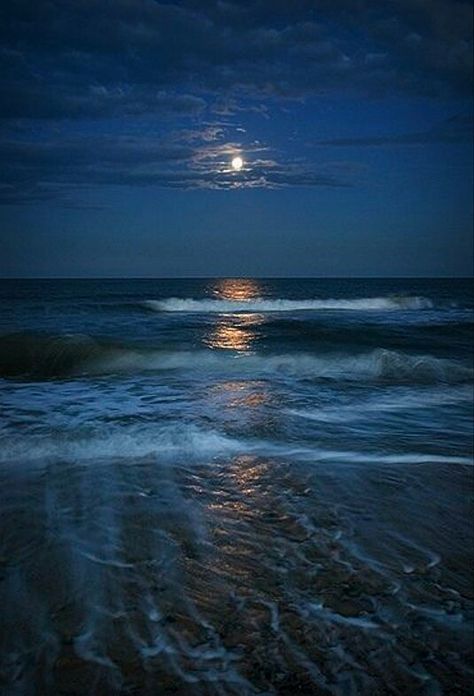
<box><xmin>231</xmin><ymin>156</ymin><xmax>243</xmax><ymax>170</ymax></box>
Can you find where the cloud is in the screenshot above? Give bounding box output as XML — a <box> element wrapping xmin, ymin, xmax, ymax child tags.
<box><xmin>315</xmin><ymin>114</ymin><xmax>473</xmax><ymax>147</ymax></box>
<box><xmin>0</xmin><ymin>130</ymin><xmax>352</xmax><ymax>204</ymax></box>
<box><xmin>0</xmin><ymin>1</ymin><xmax>470</xmax><ymax>204</ymax></box>
<box><xmin>0</xmin><ymin>0</ymin><xmax>472</xmax><ymax>124</ymax></box>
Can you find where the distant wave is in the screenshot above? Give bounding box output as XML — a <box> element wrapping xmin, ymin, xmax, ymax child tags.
<box><xmin>1</xmin><ymin>332</ymin><xmax>471</xmax><ymax>384</ymax></box>
<box><xmin>143</xmin><ymin>296</ymin><xmax>434</xmax><ymax>313</ymax></box>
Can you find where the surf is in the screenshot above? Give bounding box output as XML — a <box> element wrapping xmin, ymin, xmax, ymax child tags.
<box><xmin>1</xmin><ymin>332</ymin><xmax>472</xmax><ymax>384</ymax></box>
<box><xmin>143</xmin><ymin>295</ymin><xmax>434</xmax><ymax>313</ymax></box>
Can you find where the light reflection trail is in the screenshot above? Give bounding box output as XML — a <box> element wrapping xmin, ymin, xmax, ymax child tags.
<box><xmin>205</xmin><ymin>314</ymin><xmax>265</xmax><ymax>352</ymax></box>
<box><xmin>210</xmin><ymin>278</ymin><xmax>261</xmax><ymax>301</ymax></box>
<box><xmin>205</xmin><ymin>278</ymin><xmax>265</xmax><ymax>352</ymax></box>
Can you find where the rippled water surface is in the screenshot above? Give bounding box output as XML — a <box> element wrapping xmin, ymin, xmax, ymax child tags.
<box><xmin>0</xmin><ymin>278</ymin><xmax>473</xmax><ymax>695</ymax></box>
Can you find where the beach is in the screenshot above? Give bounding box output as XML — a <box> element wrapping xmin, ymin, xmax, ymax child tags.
<box><xmin>0</xmin><ymin>277</ymin><xmax>473</xmax><ymax>695</ymax></box>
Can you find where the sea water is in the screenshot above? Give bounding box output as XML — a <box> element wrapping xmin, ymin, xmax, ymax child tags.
<box><xmin>0</xmin><ymin>277</ymin><xmax>472</xmax><ymax>695</ymax></box>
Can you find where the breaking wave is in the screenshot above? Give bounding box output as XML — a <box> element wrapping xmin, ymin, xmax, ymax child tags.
<box><xmin>143</xmin><ymin>296</ymin><xmax>434</xmax><ymax>313</ymax></box>
<box><xmin>0</xmin><ymin>332</ymin><xmax>471</xmax><ymax>384</ymax></box>
<box><xmin>287</xmin><ymin>385</ymin><xmax>474</xmax><ymax>423</ymax></box>
<box><xmin>0</xmin><ymin>423</ymin><xmax>243</xmax><ymax>465</ymax></box>
<box><xmin>1</xmin><ymin>422</ymin><xmax>471</xmax><ymax>467</ymax></box>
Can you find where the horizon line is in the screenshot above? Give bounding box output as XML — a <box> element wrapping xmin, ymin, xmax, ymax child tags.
<box><xmin>0</xmin><ymin>275</ymin><xmax>472</xmax><ymax>281</ymax></box>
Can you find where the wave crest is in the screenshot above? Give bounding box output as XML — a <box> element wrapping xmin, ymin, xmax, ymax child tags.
<box><xmin>0</xmin><ymin>333</ymin><xmax>471</xmax><ymax>384</ymax></box>
<box><xmin>1</xmin><ymin>421</ymin><xmax>471</xmax><ymax>467</ymax></box>
<box><xmin>143</xmin><ymin>296</ymin><xmax>434</xmax><ymax>313</ymax></box>
<box><xmin>0</xmin><ymin>423</ymin><xmax>242</xmax><ymax>465</ymax></box>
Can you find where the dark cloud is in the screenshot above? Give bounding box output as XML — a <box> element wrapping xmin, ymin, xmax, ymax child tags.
<box><xmin>316</xmin><ymin>114</ymin><xmax>474</xmax><ymax>147</ymax></box>
<box><xmin>0</xmin><ymin>0</ymin><xmax>472</xmax><ymax>124</ymax></box>
<box><xmin>0</xmin><ymin>1</ymin><xmax>471</xmax><ymax>204</ymax></box>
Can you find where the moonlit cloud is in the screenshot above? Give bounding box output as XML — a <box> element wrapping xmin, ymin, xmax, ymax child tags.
<box><xmin>0</xmin><ymin>128</ymin><xmax>355</xmax><ymax>204</ymax></box>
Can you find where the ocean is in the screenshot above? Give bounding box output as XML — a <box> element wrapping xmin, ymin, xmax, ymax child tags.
<box><xmin>0</xmin><ymin>277</ymin><xmax>473</xmax><ymax>695</ymax></box>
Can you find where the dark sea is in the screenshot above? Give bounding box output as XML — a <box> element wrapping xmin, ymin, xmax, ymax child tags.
<box><xmin>0</xmin><ymin>277</ymin><xmax>473</xmax><ymax>696</ymax></box>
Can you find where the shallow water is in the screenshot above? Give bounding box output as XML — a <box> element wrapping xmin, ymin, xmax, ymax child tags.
<box><xmin>0</xmin><ymin>278</ymin><xmax>473</xmax><ymax>695</ymax></box>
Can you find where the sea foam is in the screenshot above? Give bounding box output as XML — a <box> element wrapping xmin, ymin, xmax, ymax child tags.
<box><xmin>143</xmin><ymin>296</ymin><xmax>434</xmax><ymax>313</ymax></box>
<box><xmin>0</xmin><ymin>423</ymin><xmax>243</xmax><ymax>465</ymax></box>
<box><xmin>1</xmin><ymin>422</ymin><xmax>471</xmax><ymax>467</ymax></box>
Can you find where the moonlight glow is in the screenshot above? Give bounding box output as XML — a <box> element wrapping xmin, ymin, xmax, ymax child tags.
<box><xmin>231</xmin><ymin>156</ymin><xmax>243</xmax><ymax>170</ymax></box>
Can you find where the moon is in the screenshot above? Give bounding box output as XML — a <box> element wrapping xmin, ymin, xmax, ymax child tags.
<box><xmin>231</xmin><ymin>156</ymin><xmax>243</xmax><ymax>171</ymax></box>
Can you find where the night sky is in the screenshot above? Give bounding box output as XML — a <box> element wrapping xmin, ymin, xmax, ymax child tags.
<box><xmin>0</xmin><ymin>0</ymin><xmax>472</xmax><ymax>277</ymax></box>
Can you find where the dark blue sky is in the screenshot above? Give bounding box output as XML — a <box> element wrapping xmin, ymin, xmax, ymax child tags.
<box><xmin>0</xmin><ymin>0</ymin><xmax>472</xmax><ymax>277</ymax></box>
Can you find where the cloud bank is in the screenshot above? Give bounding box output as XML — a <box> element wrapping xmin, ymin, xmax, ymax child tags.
<box><xmin>0</xmin><ymin>0</ymin><xmax>472</xmax><ymax>203</ymax></box>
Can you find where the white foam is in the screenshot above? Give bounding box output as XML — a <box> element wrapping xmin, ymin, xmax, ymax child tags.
<box><xmin>1</xmin><ymin>423</ymin><xmax>471</xmax><ymax>468</ymax></box>
<box><xmin>0</xmin><ymin>424</ymin><xmax>243</xmax><ymax>465</ymax></box>
<box><xmin>325</xmin><ymin>451</ymin><xmax>472</xmax><ymax>466</ymax></box>
<box><xmin>288</xmin><ymin>385</ymin><xmax>474</xmax><ymax>423</ymax></box>
<box><xmin>143</xmin><ymin>296</ymin><xmax>433</xmax><ymax>313</ymax></box>
<box><xmin>259</xmin><ymin>443</ymin><xmax>473</xmax><ymax>466</ymax></box>
<box><xmin>308</xmin><ymin>602</ymin><xmax>380</xmax><ymax>630</ymax></box>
